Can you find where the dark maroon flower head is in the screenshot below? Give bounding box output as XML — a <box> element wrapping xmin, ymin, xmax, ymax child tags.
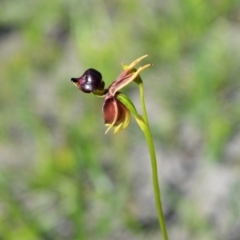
<box><xmin>71</xmin><ymin>68</ymin><xmax>105</xmax><ymax>93</ymax></box>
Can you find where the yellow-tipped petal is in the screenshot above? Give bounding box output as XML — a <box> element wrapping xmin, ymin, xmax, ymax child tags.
<box><xmin>103</xmin><ymin>97</ymin><xmax>131</xmax><ymax>134</ymax></box>
<box><xmin>109</xmin><ymin>56</ymin><xmax>152</xmax><ymax>96</ymax></box>
<box><xmin>105</xmin><ymin>122</ymin><xmax>115</xmax><ymax>134</ymax></box>
<box><xmin>128</xmin><ymin>55</ymin><xmax>148</xmax><ymax>69</ymax></box>
<box><xmin>113</xmin><ymin>107</ymin><xmax>131</xmax><ymax>134</ymax></box>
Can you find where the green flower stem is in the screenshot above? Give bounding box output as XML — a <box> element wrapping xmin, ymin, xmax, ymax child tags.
<box><xmin>142</xmin><ymin>127</ymin><xmax>168</xmax><ymax>240</ymax></box>
<box><xmin>137</xmin><ymin>79</ymin><xmax>169</xmax><ymax>240</ymax></box>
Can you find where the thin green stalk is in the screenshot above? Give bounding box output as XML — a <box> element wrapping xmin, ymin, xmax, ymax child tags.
<box><xmin>137</xmin><ymin>79</ymin><xmax>169</xmax><ymax>240</ymax></box>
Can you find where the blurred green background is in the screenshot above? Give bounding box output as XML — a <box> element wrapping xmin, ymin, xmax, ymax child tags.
<box><xmin>1</xmin><ymin>0</ymin><xmax>240</xmax><ymax>239</ymax></box>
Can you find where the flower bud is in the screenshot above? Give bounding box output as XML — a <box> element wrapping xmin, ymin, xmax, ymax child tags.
<box><xmin>71</xmin><ymin>68</ymin><xmax>105</xmax><ymax>93</ymax></box>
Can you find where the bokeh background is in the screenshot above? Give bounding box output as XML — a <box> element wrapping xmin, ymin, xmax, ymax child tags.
<box><xmin>1</xmin><ymin>0</ymin><xmax>240</xmax><ymax>239</ymax></box>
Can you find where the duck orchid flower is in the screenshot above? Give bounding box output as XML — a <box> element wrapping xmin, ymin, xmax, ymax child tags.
<box><xmin>71</xmin><ymin>56</ymin><xmax>169</xmax><ymax>240</ymax></box>
<box><xmin>71</xmin><ymin>55</ymin><xmax>152</xmax><ymax>133</ymax></box>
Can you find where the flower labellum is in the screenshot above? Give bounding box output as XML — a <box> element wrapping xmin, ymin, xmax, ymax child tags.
<box><xmin>71</xmin><ymin>68</ymin><xmax>105</xmax><ymax>93</ymax></box>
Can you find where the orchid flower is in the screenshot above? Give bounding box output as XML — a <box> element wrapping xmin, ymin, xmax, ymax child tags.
<box><xmin>71</xmin><ymin>55</ymin><xmax>151</xmax><ymax>134</ymax></box>
<box><xmin>71</xmin><ymin>55</ymin><xmax>169</xmax><ymax>240</ymax></box>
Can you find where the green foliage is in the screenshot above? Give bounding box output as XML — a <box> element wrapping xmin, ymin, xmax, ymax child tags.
<box><xmin>0</xmin><ymin>0</ymin><xmax>240</xmax><ymax>239</ymax></box>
